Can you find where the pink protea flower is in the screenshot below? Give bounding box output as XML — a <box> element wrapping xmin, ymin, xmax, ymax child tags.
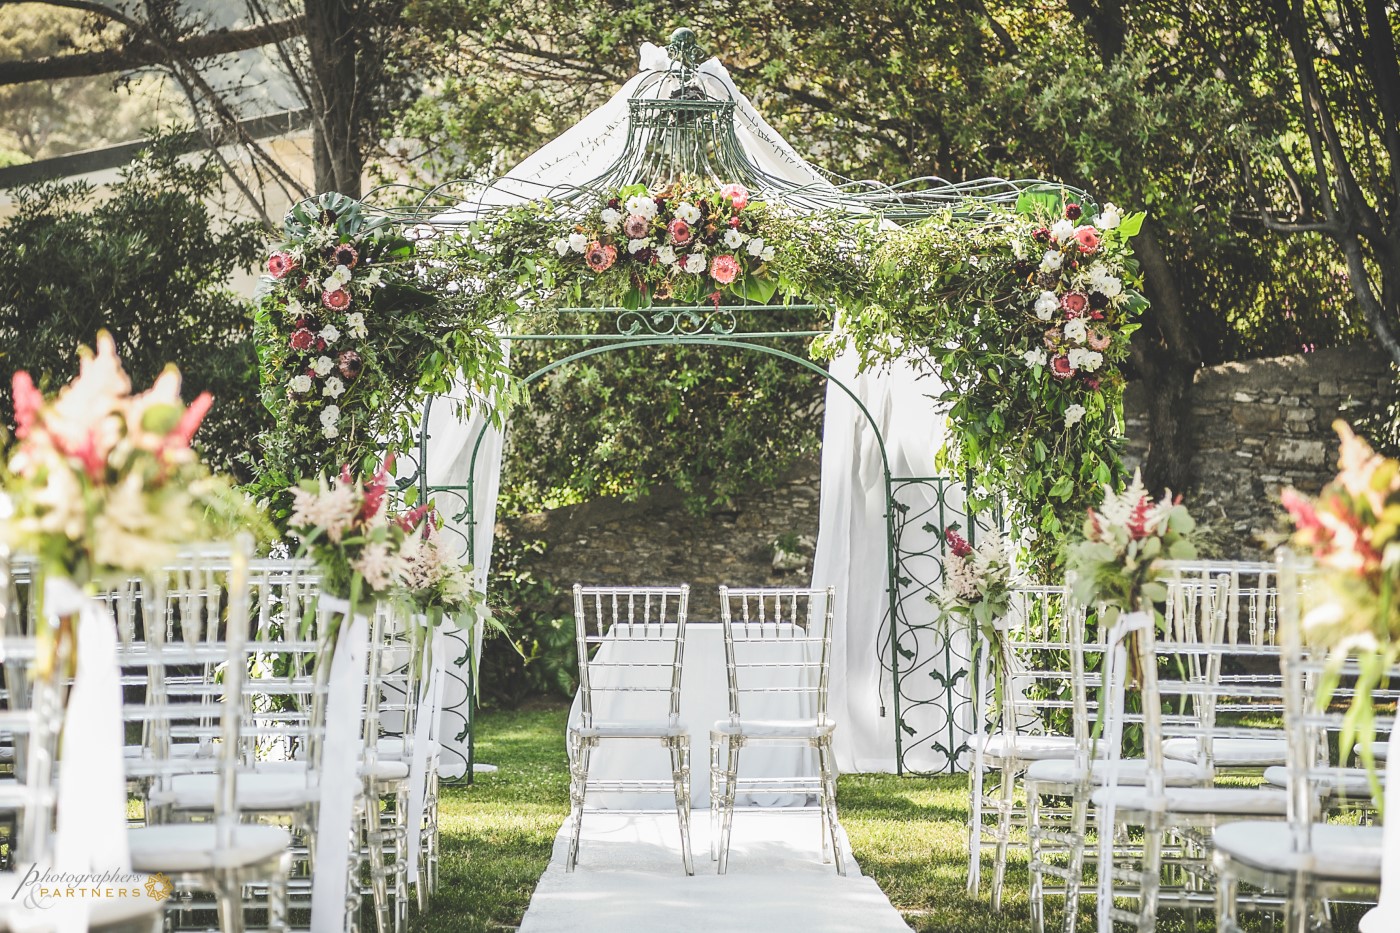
<box><xmin>1075</xmin><ymin>226</ymin><xmax>1101</xmax><ymax>253</ymax></box>
<box><xmin>1050</xmin><ymin>355</ymin><xmax>1075</xmax><ymax>380</ymax></box>
<box><xmin>585</xmin><ymin>242</ymin><xmax>617</xmax><ymax>272</ymax></box>
<box><xmin>1061</xmin><ymin>292</ymin><xmax>1089</xmax><ymax>316</ymax></box>
<box><xmin>668</xmin><ymin>219</ymin><xmax>693</xmax><ymax>246</ymax></box>
<box><xmin>338</xmin><ymin>350</ymin><xmax>363</xmax><ymax>380</ymax></box>
<box><xmin>331</xmin><ymin>244</ymin><xmax>359</xmax><ymax>269</ymax></box>
<box><xmin>623</xmin><ymin>214</ymin><xmax>651</xmax><ymax>238</ymax></box>
<box><xmin>719</xmin><ymin>183</ymin><xmax>750</xmax><ymax>210</ymax></box>
<box><xmin>1042</xmin><ymin>327</ymin><xmax>1062</xmax><ymax>350</ymax></box>
<box><xmin>290</xmin><ymin>328</ymin><xmax>315</xmax><ymax>351</ymax></box>
<box><xmin>322</xmin><ymin>288</ymin><xmax>351</xmax><ymax>311</ymax></box>
<box><xmin>267</xmin><ymin>251</ymin><xmax>296</xmax><ymax>278</ymax></box>
<box><xmin>1088</xmin><ymin>329</ymin><xmax>1112</xmax><ymax>351</ymax></box>
<box><xmin>710</xmin><ymin>254</ymin><xmax>740</xmax><ymax>285</ymax></box>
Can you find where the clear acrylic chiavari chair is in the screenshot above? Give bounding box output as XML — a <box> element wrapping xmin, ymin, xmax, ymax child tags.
<box><xmin>1212</xmin><ymin>550</ymin><xmax>1387</xmax><ymax>931</ymax></box>
<box><xmin>710</xmin><ymin>585</ymin><xmax>841</xmax><ymax>875</ymax></box>
<box><xmin>568</xmin><ymin>584</ymin><xmax>693</xmax><ymax>875</ymax></box>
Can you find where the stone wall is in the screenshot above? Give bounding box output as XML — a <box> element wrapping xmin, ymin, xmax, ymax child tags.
<box><xmin>1124</xmin><ymin>345</ymin><xmax>1391</xmax><ymax>557</ymax></box>
<box><xmin>497</xmin><ymin>458</ymin><xmax>822</xmax><ymax>621</ymax></box>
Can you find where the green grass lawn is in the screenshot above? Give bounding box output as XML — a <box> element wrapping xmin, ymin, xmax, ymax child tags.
<box><xmin>409</xmin><ymin>703</ymin><xmax>1364</xmax><ymax>932</ymax></box>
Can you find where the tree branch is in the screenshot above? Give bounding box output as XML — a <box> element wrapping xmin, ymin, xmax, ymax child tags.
<box><xmin>0</xmin><ymin>16</ymin><xmax>306</xmax><ymax>86</ymax></box>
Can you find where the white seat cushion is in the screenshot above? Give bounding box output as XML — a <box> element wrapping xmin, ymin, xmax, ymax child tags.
<box><xmin>1092</xmin><ymin>785</ymin><xmax>1290</xmax><ymax>815</ymax></box>
<box><xmin>1163</xmin><ymin>737</ymin><xmax>1288</xmax><ymax>767</ymax></box>
<box><xmin>1264</xmin><ymin>765</ymin><xmax>1385</xmax><ymax>796</ymax></box>
<box><xmin>129</xmin><ymin>823</ymin><xmax>290</xmax><ymax>873</ymax></box>
<box><xmin>974</xmin><ymin>733</ymin><xmax>1082</xmax><ymax>762</ymax></box>
<box><xmin>1214</xmin><ymin>821</ymin><xmax>1383</xmax><ymax>881</ymax></box>
<box><xmin>0</xmin><ymin>870</ymin><xmax>165</xmax><ymax>930</ymax></box>
<box><xmin>375</xmin><ymin>736</ymin><xmax>440</xmax><ymax>761</ymax></box>
<box><xmin>1376</xmin><ymin>741</ymin><xmax>1389</xmax><ymax>761</ymax></box>
<box><xmin>151</xmin><ymin>771</ymin><xmax>320</xmax><ymax>811</ymax></box>
<box><xmin>572</xmin><ymin>720</ymin><xmax>687</xmax><ymax>739</ymax></box>
<box><xmin>711</xmin><ymin>719</ymin><xmax>835</xmax><ymax>739</ymax></box>
<box><xmin>1026</xmin><ymin>757</ymin><xmax>1207</xmax><ymax>788</ymax></box>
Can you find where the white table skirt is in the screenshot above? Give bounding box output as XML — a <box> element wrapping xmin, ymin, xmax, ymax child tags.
<box><xmin>567</xmin><ymin>622</ymin><xmax>818</xmax><ymax>809</ymax></box>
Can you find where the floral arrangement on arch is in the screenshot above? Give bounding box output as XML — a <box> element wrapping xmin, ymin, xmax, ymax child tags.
<box><xmin>550</xmin><ymin>180</ymin><xmax>778</xmax><ymax>307</ymax></box>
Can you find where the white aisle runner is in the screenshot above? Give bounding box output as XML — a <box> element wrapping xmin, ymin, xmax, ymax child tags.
<box><xmin>519</xmin><ymin>810</ymin><xmax>912</xmax><ymax>933</ymax></box>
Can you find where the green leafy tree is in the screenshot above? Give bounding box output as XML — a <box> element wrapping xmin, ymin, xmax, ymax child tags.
<box><xmin>0</xmin><ymin>136</ymin><xmax>266</xmax><ymax>477</ymax></box>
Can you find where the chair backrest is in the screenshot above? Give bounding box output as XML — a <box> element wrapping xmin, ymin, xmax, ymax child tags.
<box><xmin>0</xmin><ymin>547</ymin><xmax>61</xmax><ymax>864</ymax></box>
<box><xmin>717</xmin><ymin>586</ymin><xmax>835</xmax><ymax>726</ymax></box>
<box><xmin>973</xmin><ymin>584</ymin><xmax>1085</xmax><ymax>744</ymax></box>
<box><xmin>572</xmin><ymin>584</ymin><xmax>690</xmax><ymax>730</ymax></box>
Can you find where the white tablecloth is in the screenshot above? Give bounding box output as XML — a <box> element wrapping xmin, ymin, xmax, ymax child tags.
<box><xmin>567</xmin><ymin>622</ymin><xmax>818</xmax><ymax>809</ymax></box>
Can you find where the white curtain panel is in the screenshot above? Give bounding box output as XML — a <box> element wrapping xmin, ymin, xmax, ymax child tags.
<box><xmin>811</xmin><ymin>350</ymin><xmax>969</xmax><ymax>773</ymax></box>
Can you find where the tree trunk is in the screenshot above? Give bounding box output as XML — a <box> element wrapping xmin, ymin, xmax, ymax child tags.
<box><xmin>304</xmin><ymin>0</ymin><xmax>363</xmax><ymax>197</ymax></box>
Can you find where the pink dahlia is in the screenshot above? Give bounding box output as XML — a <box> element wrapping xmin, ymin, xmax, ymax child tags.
<box><xmin>267</xmin><ymin>251</ymin><xmax>296</xmax><ymax>278</ymax></box>
<box><xmin>710</xmin><ymin>254</ymin><xmax>740</xmax><ymax>285</ymax></box>
<box><xmin>1061</xmin><ymin>291</ymin><xmax>1089</xmax><ymax>316</ymax></box>
<box><xmin>719</xmin><ymin>183</ymin><xmax>750</xmax><ymax>210</ymax></box>
<box><xmin>322</xmin><ymin>288</ymin><xmax>351</xmax><ymax>311</ymax></box>
<box><xmin>1075</xmin><ymin>226</ymin><xmax>1101</xmax><ymax>253</ymax></box>
<box><xmin>668</xmin><ymin>219</ymin><xmax>693</xmax><ymax>246</ymax></box>
<box><xmin>623</xmin><ymin>214</ymin><xmax>651</xmax><ymax>238</ymax></box>
<box><xmin>585</xmin><ymin>242</ymin><xmax>617</xmax><ymax>272</ymax></box>
<box><xmin>1050</xmin><ymin>355</ymin><xmax>1075</xmax><ymax>380</ymax></box>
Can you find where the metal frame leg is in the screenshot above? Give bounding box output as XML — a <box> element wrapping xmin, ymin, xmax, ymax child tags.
<box><xmin>968</xmin><ymin>756</ymin><xmax>985</xmax><ymax>893</ymax></box>
<box><xmin>992</xmin><ymin>765</ymin><xmax>1016</xmax><ymax>910</ymax></box>
<box><xmin>710</xmin><ymin>734</ymin><xmax>723</xmax><ymax>862</ymax></box>
<box><xmin>1029</xmin><ymin>784</ymin><xmax>1045</xmax><ymax>933</ymax></box>
<box><xmin>717</xmin><ymin>738</ymin><xmax>742</xmax><ymax>875</ymax></box>
<box><xmin>566</xmin><ymin>732</ymin><xmax>592</xmax><ymax>872</ymax></box>
<box><xmin>669</xmin><ymin>737</ymin><xmax>695</xmax><ymax>876</ymax></box>
<box><xmin>1062</xmin><ymin>790</ymin><xmax>1088</xmax><ymax>933</ymax></box>
<box><xmin>817</xmin><ymin>739</ymin><xmax>844</xmax><ymax>876</ymax></box>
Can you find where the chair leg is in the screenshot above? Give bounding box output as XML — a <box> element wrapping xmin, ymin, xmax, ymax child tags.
<box><xmin>269</xmin><ymin>853</ymin><xmax>292</xmax><ymax>933</ymax></box>
<box><xmin>710</xmin><ymin>735</ymin><xmax>723</xmax><ymax>862</ymax></box>
<box><xmin>1138</xmin><ymin>817</ymin><xmax>1163</xmax><ymax>933</ymax></box>
<box><xmin>367</xmin><ymin>798</ymin><xmax>393</xmax><ymax>933</ymax></box>
<box><xmin>968</xmin><ymin>758</ymin><xmax>985</xmax><ymax>894</ymax></box>
<box><xmin>717</xmin><ymin>739</ymin><xmax>741</xmax><ymax>875</ymax></box>
<box><xmin>817</xmin><ymin>739</ymin><xmax>844</xmax><ymax>876</ymax></box>
<box><xmin>566</xmin><ymin>734</ymin><xmax>591</xmax><ymax>872</ymax></box>
<box><xmin>1095</xmin><ymin>804</ymin><xmax>1114</xmax><ymax>933</ymax></box>
<box><xmin>669</xmin><ymin>738</ymin><xmax>694</xmax><ymax>876</ymax></box>
<box><xmin>991</xmin><ymin>765</ymin><xmax>1016</xmax><ymax>911</ymax></box>
<box><xmin>1028</xmin><ymin>784</ymin><xmax>1045</xmax><ymax>933</ymax></box>
<box><xmin>215</xmin><ymin>870</ymin><xmax>246</xmax><ymax>933</ymax></box>
<box><xmin>1215</xmin><ymin>862</ymin><xmax>1239</xmax><ymax>933</ymax></box>
<box><xmin>1062</xmin><ymin>790</ymin><xmax>1088</xmax><ymax>933</ymax></box>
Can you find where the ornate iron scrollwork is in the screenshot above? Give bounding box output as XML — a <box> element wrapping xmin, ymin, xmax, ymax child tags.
<box><xmin>615</xmin><ymin>306</ymin><xmax>738</xmax><ymax>337</ymax></box>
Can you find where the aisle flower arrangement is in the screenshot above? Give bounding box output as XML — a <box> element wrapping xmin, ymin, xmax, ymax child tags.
<box><xmin>400</xmin><ymin>516</ymin><xmax>492</xmax><ymax>631</ymax></box>
<box><xmin>934</xmin><ymin>527</ymin><xmax>1019</xmax><ymax>634</ymax></box>
<box><xmin>1067</xmin><ymin>472</ymin><xmax>1197</xmax><ymax>622</ymax></box>
<box><xmin>1282</xmin><ymin>421</ymin><xmax>1400</xmax><ymax>782</ymax></box>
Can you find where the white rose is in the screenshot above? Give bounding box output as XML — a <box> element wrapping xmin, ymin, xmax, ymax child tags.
<box><xmin>361</xmin><ymin>268</ymin><xmax>383</xmax><ymax>289</ymax></box>
<box><xmin>1040</xmin><ymin>250</ymin><xmax>1064</xmax><ymax>273</ymax></box>
<box><xmin>320</xmin><ymin>405</ymin><xmax>340</xmax><ymax>430</ymax></box>
<box><xmin>1064</xmin><ymin>403</ymin><xmax>1087</xmax><ymax>427</ymax></box>
<box><xmin>568</xmin><ymin>232</ymin><xmax>588</xmax><ymax>254</ymax></box>
<box><xmin>1034</xmin><ymin>291</ymin><xmax>1059</xmax><ymax>321</ymax></box>
<box><xmin>1050</xmin><ymin>219</ymin><xmax>1076</xmax><ymax>243</ymax></box>
<box><xmin>322</xmin><ymin>423</ymin><xmax>339</xmax><ymax>439</ymax></box>
<box><xmin>1099</xmin><ymin>203</ymin><xmax>1121</xmax><ymax>230</ymax></box>
<box><xmin>628</xmin><ymin>237</ymin><xmax>652</xmax><ymax>254</ymax></box>
<box><xmin>1064</xmin><ymin>318</ymin><xmax>1089</xmax><ymax>344</ymax></box>
<box><xmin>1081</xmin><ymin>350</ymin><xmax>1104</xmax><ymax>372</ymax></box>
<box><xmin>600</xmin><ymin>207</ymin><xmax>622</xmax><ymax>227</ymax></box>
<box><xmin>312</xmin><ymin>355</ymin><xmax>334</xmax><ymax>377</ymax></box>
<box><xmin>1093</xmin><ymin>273</ymin><xmax>1123</xmax><ymax>298</ymax></box>
<box><xmin>346</xmin><ymin>312</ymin><xmax>367</xmax><ymax>339</ymax></box>
<box><xmin>553</xmin><ymin>238</ymin><xmax>570</xmax><ymax>257</ymax></box>
<box><xmin>1022</xmin><ymin>348</ymin><xmax>1048</xmax><ymax>368</ymax></box>
<box><xmin>1011</xmin><ymin>237</ymin><xmax>1028</xmax><ymax>261</ymax></box>
<box><xmin>1067</xmin><ymin>348</ymin><xmax>1087</xmax><ymax>370</ymax></box>
<box><xmin>320</xmin><ymin>324</ymin><xmax>340</xmax><ymax>344</ymax></box>
<box><xmin>723</xmin><ymin>228</ymin><xmax>744</xmax><ymax>248</ymax></box>
<box><xmin>760</xmin><ymin>246</ymin><xmax>775</xmax><ymax>262</ymax></box>
<box><xmin>657</xmin><ymin>245</ymin><xmax>678</xmax><ymax>266</ymax></box>
<box><xmin>746</xmin><ymin>237</ymin><xmax>766</xmax><ymax>257</ymax></box>
<box><xmin>322</xmin><ymin>376</ymin><xmax>345</xmax><ymax>399</ymax></box>
<box><xmin>675</xmin><ymin>202</ymin><xmax>701</xmax><ymax>224</ymax></box>
<box><xmin>625</xmin><ymin>195</ymin><xmax>657</xmax><ymax>219</ymax></box>
<box><xmin>289</xmin><ymin>374</ymin><xmax>312</xmax><ymax>394</ymax></box>
<box><xmin>683</xmin><ymin>253</ymin><xmax>707</xmax><ymax>275</ymax></box>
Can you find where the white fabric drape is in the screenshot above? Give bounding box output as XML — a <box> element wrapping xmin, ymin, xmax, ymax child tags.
<box><xmin>811</xmin><ymin>351</ymin><xmax>969</xmax><ymax>774</ymax></box>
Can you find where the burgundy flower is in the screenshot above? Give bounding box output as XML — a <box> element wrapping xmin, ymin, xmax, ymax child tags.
<box><xmin>1064</xmin><ymin>202</ymin><xmax>1082</xmax><ymax>221</ymax></box>
<box><xmin>1032</xmin><ymin>227</ymin><xmax>1051</xmax><ymax>243</ymax></box>
<box><xmin>267</xmin><ymin>251</ymin><xmax>296</xmax><ymax>278</ymax></box>
<box><xmin>290</xmin><ymin>328</ymin><xmax>315</xmax><ymax>351</ymax></box>
<box><xmin>729</xmin><ymin>216</ymin><xmax>742</xmax><ymax>228</ymax></box>
<box><xmin>1089</xmin><ymin>310</ymin><xmax>1106</xmax><ymax>321</ymax></box>
<box><xmin>1061</xmin><ymin>291</ymin><xmax>1089</xmax><ymax>316</ymax></box>
<box><xmin>607</xmin><ymin>198</ymin><xmax>620</xmax><ymax>210</ymax></box>
<box><xmin>338</xmin><ymin>350</ymin><xmax>363</xmax><ymax>380</ymax></box>
<box><xmin>944</xmin><ymin>528</ymin><xmax>973</xmax><ymax>558</ymax></box>
<box><xmin>322</xmin><ymin>288</ymin><xmax>351</xmax><ymax>311</ymax></box>
<box><xmin>654</xmin><ymin>196</ymin><xmax>667</xmax><ymax>210</ymax></box>
<box><xmin>1036</xmin><ymin>272</ymin><xmax>1059</xmax><ymax>289</ymax></box>
<box><xmin>1013</xmin><ymin>259</ymin><xmax>1035</xmax><ymax>277</ymax></box>
<box><xmin>332</xmin><ymin>243</ymin><xmax>359</xmax><ymax>269</ymax></box>
<box><xmin>585</xmin><ymin>242</ymin><xmax>617</xmax><ymax>272</ymax></box>
<box><xmin>1050</xmin><ymin>355</ymin><xmax>1076</xmax><ymax>380</ymax></box>
<box><xmin>1089</xmin><ymin>291</ymin><xmax>1110</xmax><ymax>310</ymax></box>
<box><xmin>1085</xmin><ymin>377</ymin><xmax>1102</xmax><ymax>391</ymax></box>
<box><xmin>633</xmin><ymin>248</ymin><xmax>655</xmax><ymax>265</ymax></box>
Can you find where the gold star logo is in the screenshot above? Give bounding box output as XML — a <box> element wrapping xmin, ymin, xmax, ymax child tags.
<box><xmin>144</xmin><ymin>873</ymin><xmax>174</xmax><ymax>902</ymax></box>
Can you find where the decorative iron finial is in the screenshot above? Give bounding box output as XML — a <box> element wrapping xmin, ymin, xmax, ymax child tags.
<box><xmin>667</xmin><ymin>27</ymin><xmax>702</xmax><ymax>87</ymax></box>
